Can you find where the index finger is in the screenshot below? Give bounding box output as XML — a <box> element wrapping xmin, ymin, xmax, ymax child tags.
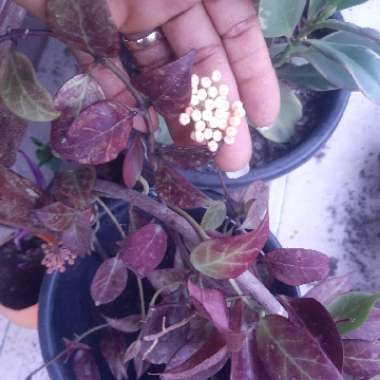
<box><xmin>204</xmin><ymin>0</ymin><xmax>280</xmax><ymax>128</ymax></box>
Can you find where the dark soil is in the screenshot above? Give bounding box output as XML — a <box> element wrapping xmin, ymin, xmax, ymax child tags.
<box><xmin>327</xmin><ymin>152</ymin><xmax>380</xmax><ymax>290</ymax></box>
<box><xmin>0</xmin><ymin>237</ymin><xmax>45</xmax><ymax>310</ymax></box>
<box><xmin>250</xmin><ymin>90</ymin><xmax>325</xmax><ymax>168</ymax></box>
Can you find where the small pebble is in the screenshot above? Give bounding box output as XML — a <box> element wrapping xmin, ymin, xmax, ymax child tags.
<box><xmin>195</xmin><ymin>131</ymin><xmax>205</xmax><ymax>143</ymax></box>
<box><xmin>208</xmin><ymin>86</ymin><xmax>219</xmax><ymax>99</ymax></box>
<box><xmin>226</xmin><ymin>126</ymin><xmax>238</xmax><ymax>137</ymax></box>
<box><xmin>202</xmin><ymin>109</ymin><xmax>213</xmax><ymax>122</ymax></box>
<box><xmin>198</xmin><ymin>88</ymin><xmax>208</xmax><ymax>101</ymax></box>
<box><xmin>204</xmin><ymin>99</ymin><xmax>215</xmax><ymax>110</ymax></box>
<box><xmin>209</xmin><ymin>117</ymin><xmax>219</xmax><ymax>129</ymax></box>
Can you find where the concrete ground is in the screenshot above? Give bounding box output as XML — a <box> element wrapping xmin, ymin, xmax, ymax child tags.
<box><xmin>0</xmin><ymin>1</ymin><xmax>379</xmax><ymax>378</ymax></box>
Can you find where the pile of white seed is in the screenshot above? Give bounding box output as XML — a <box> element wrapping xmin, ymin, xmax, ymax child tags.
<box><xmin>178</xmin><ymin>70</ymin><xmax>246</xmax><ymax>153</ymax></box>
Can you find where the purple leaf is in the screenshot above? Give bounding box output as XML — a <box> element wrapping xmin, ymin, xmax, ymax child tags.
<box><xmin>62</xmin><ymin>101</ymin><xmax>133</xmax><ymax>165</ymax></box>
<box><xmin>0</xmin><ymin>103</ymin><xmax>26</xmax><ymax>167</ymax></box>
<box><xmin>283</xmin><ymin>297</ymin><xmax>344</xmax><ymax>371</ymax></box>
<box><xmin>123</xmin><ymin>137</ymin><xmax>145</xmax><ymax>189</ymax></box>
<box><xmin>345</xmin><ymin>308</ymin><xmax>380</xmax><ymax>341</ymax></box>
<box><xmin>265</xmin><ymin>248</ymin><xmax>330</xmax><ymax>286</ymax></box>
<box><xmin>231</xmin><ymin>335</ymin><xmax>271</xmax><ymax>380</ymax></box>
<box><xmin>190</xmin><ymin>214</ymin><xmax>269</xmax><ymax>279</ymax></box>
<box><xmin>90</xmin><ymin>258</ymin><xmax>128</xmax><ymax>306</ymax></box>
<box><xmin>34</xmin><ymin>202</ymin><xmax>77</xmax><ymax>232</ymax></box>
<box><xmin>147</xmin><ymin>268</ymin><xmax>189</xmax><ymax>293</ymax></box>
<box><xmin>51</xmin><ymin>74</ymin><xmax>105</xmax><ymax>158</ymax></box>
<box><xmin>231</xmin><ymin>181</ymin><xmax>269</xmax><ymax>231</ymax></box>
<box><xmin>141</xmin><ymin>304</ymin><xmax>190</xmax><ymax>364</ymax></box>
<box><xmin>100</xmin><ymin>329</ymin><xmax>128</xmax><ymax>380</ymax></box>
<box><xmin>61</xmin><ymin>207</ymin><xmax>94</xmax><ymax>257</ymax></box>
<box><xmin>47</xmin><ymin>0</ymin><xmax>119</xmax><ymax>57</ymax></box>
<box><xmin>256</xmin><ymin>315</ymin><xmax>344</xmax><ymax>380</ymax></box>
<box><xmin>0</xmin><ymin>1</ymin><xmax>25</xmax><ymax>58</ymax></box>
<box><xmin>52</xmin><ymin>166</ymin><xmax>96</xmax><ymax>209</ymax></box>
<box><xmin>154</xmin><ymin>163</ymin><xmax>210</xmax><ymax>209</ymax></box>
<box><xmin>162</xmin><ymin>332</ymin><xmax>228</xmax><ymax>380</ymax></box>
<box><xmin>158</xmin><ymin>145</ymin><xmax>215</xmax><ymax>170</ymax></box>
<box><xmin>104</xmin><ymin>314</ymin><xmax>141</xmax><ymax>334</ymax></box>
<box><xmin>124</xmin><ymin>340</ymin><xmax>142</xmax><ymax>363</ymax></box>
<box><xmin>132</xmin><ymin>51</ymin><xmax>195</xmax><ymax>119</ymax></box>
<box><xmin>120</xmin><ymin>223</ymin><xmax>167</xmax><ymax>278</ymax></box>
<box><xmin>187</xmin><ymin>280</ymin><xmax>229</xmax><ymax>332</ymax></box>
<box><xmin>0</xmin><ymin>165</ymin><xmax>44</xmax><ymax>231</ymax></box>
<box><xmin>304</xmin><ymin>274</ymin><xmax>352</xmax><ymax>305</ymax></box>
<box><xmin>72</xmin><ymin>348</ymin><xmax>101</xmax><ymax>380</ymax></box>
<box><xmin>343</xmin><ymin>340</ymin><xmax>380</xmax><ymax>379</ymax></box>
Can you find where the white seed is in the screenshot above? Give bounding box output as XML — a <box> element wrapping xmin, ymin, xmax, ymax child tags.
<box><xmin>208</xmin><ymin>140</ymin><xmax>219</xmax><ymax>152</ymax></box>
<box><xmin>191</xmin><ymin>95</ymin><xmax>200</xmax><ymax>107</ymax></box>
<box><xmin>204</xmin><ymin>128</ymin><xmax>213</xmax><ymax>140</ymax></box>
<box><xmin>232</xmin><ymin>100</ymin><xmax>244</xmax><ymax>110</ymax></box>
<box><xmin>195</xmin><ymin>131</ymin><xmax>205</xmax><ymax>143</ymax></box>
<box><xmin>229</xmin><ymin>116</ymin><xmax>241</xmax><ymax>127</ymax></box>
<box><xmin>209</xmin><ymin>117</ymin><xmax>219</xmax><ymax>129</ymax></box>
<box><xmin>185</xmin><ymin>106</ymin><xmax>193</xmax><ymax>115</ymax></box>
<box><xmin>208</xmin><ymin>86</ymin><xmax>219</xmax><ymax>99</ymax></box>
<box><xmin>219</xmin><ymin>84</ymin><xmax>230</xmax><ymax>96</ymax></box>
<box><xmin>195</xmin><ymin>120</ymin><xmax>206</xmax><ymax>132</ymax></box>
<box><xmin>218</xmin><ymin>119</ymin><xmax>228</xmax><ymax>130</ymax></box>
<box><xmin>198</xmin><ymin>88</ymin><xmax>208</xmax><ymax>101</ymax></box>
<box><xmin>226</xmin><ymin>126</ymin><xmax>238</xmax><ymax>137</ymax></box>
<box><xmin>213</xmin><ymin>130</ymin><xmax>223</xmax><ymax>142</ymax></box>
<box><xmin>202</xmin><ymin>109</ymin><xmax>213</xmax><ymax>122</ymax></box>
<box><xmin>179</xmin><ymin>113</ymin><xmax>191</xmax><ymax>126</ymax></box>
<box><xmin>192</xmin><ymin>74</ymin><xmax>200</xmax><ymax>88</ymax></box>
<box><xmin>212</xmin><ymin>70</ymin><xmax>222</xmax><ymax>82</ymax></box>
<box><xmin>204</xmin><ymin>99</ymin><xmax>215</xmax><ymax>110</ymax></box>
<box><xmin>233</xmin><ymin>107</ymin><xmax>246</xmax><ymax>118</ymax></box>
<box><xmin>191</xmin><ymin>109</ymin><xmax>202</xmax><ymax>122</ymax></box>
<box><xmin>220</xmin><ymin>99</ymin><xmax>230</xmax><ymax>112</ymax></box>
<box><xmin>224</xmin><ymin>135</ymin><xmax>236</xmax><ymax>145</ymax></box>
<box><xmin>214</xmin><ymin>108</ymin><xmax>228</xmax><ymax>120</ymax></box>
<box><xmin>201</xmin><ymin>76</ymin><xmax>212</xmax><ymax>88</ymax></box>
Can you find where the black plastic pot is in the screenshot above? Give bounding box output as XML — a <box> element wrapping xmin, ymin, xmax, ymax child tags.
<box><xmin>183</xmin><ymin>89</ymin><xmax>350</xmax><ymax>189</ymax></box>
<box><xmin>38</xmin><ymin>201</ymin><xmax>298</xmax><ymax>380</ymax></box>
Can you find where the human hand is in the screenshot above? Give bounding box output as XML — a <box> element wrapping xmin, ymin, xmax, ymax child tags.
<box><xmin>15</xmin><ymin>0</ymin><xmax>280</xmax><ymax>174</ymax></box>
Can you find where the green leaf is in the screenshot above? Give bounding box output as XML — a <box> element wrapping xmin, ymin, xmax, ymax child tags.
<box><xmin>296</xmin><ymin>45</ymin><xmax>358</xmax><ymax>90</ymax></box>
<box><xmin>309</xmin><ymin>39</ymin><xmax>380</xmax><ymax>103</ymax></box>
<box><xmin>277</xmin><ymin>63</ymin><xmax>338</xmax><ymax>91</ymax></box>
<box><xmin>328</xmin><ymin>292</ymin><xmax>380</xmax><ymax>335</ymax></box>
<box><xmin>308</xmin><ymin>0</ymin><xmax>368</xmax><ymax>20</ymax></box>
<box><xmin>0</xmin><ymin>51</ymin><xmax>60</xmax><ymax>122</ymax></box>
<box><xmin>201</xmin><ymin>201</ymin><xmax>227</xmax><ymax>231</ymax></box>
<box><xmin>256</xmin><ymin>82</ymin><xmax>302</xmax><ymax>143</ymax></box>
<box><xmin>324</xmin><ymin>30</ymin><xmax>380</xmax><ymax>56</ymax></box>
<box><xmin>259</xmin><ymin>0</ymin><xmax>307</xmax><ymax>38</ymax></box>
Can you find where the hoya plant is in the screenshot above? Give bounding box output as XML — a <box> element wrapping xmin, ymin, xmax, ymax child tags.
<box><xmin>256</xmin><ymin>0</ymin><xmax>380</xmax><ymax>142</ymax></box>
<box><xmin>0</xmin><ymin>0</ymin><xmax>379</xmax><ymax>380</ymax></box>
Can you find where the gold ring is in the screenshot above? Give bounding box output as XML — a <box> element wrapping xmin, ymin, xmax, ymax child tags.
<box><xmin>123</xmin><ymin>30</ymin><xmax>164</xmax><ymax>51</ymax></box>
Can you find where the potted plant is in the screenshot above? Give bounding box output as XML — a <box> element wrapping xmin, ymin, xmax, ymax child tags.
<box><xmin>0</xmin><ymin>1</ymin><xmax>379</xmax><ymax>379</ymax></box>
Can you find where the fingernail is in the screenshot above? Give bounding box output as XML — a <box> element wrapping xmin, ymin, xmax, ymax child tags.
<box><xmin>225</xmin><ymin>163</ymin><xmax>250</xmax><ymax>179</ymax></box>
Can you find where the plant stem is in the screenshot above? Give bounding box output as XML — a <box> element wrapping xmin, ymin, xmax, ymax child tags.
<box><xmin>236</xmin><ymin>271</ymin><xmax>288</xmax><ymax>317</ymax></box>
<box><xmin>95</xmin><ymin>180</ymin><xmax>200</xmax><ymax>246</ymax></box>
<box><xmin>170</xmin><ymin>205</ymin><xmax>209</xmax><ymax>242</ymax></box>
<box><xmin>229</xmin><ymin>279</ymin><xmax>253</xmax><ymax>308</ymax></box>
<box><xmin>138</xmin><ymin>176</ymin><xmax>149</xmax><ymax>195</ymax></box>
<box><xmin>96</xmin><ymin>196</ymin><xmax>126</xmax><ymax>239</ymax></box>
<box><xmin>25</xmin><ymin>323</ymin><xmax>109</xmax><ymax>380</ymax></box>
<box><xmin>137</xmin><ymin>276</ymin><xmax>146</xmax><ymax>319</ymax></box>
<box><xmin>149</xmin><ymin>281</ymin><xmax>184</xmax><ymax>310</ymax></box>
